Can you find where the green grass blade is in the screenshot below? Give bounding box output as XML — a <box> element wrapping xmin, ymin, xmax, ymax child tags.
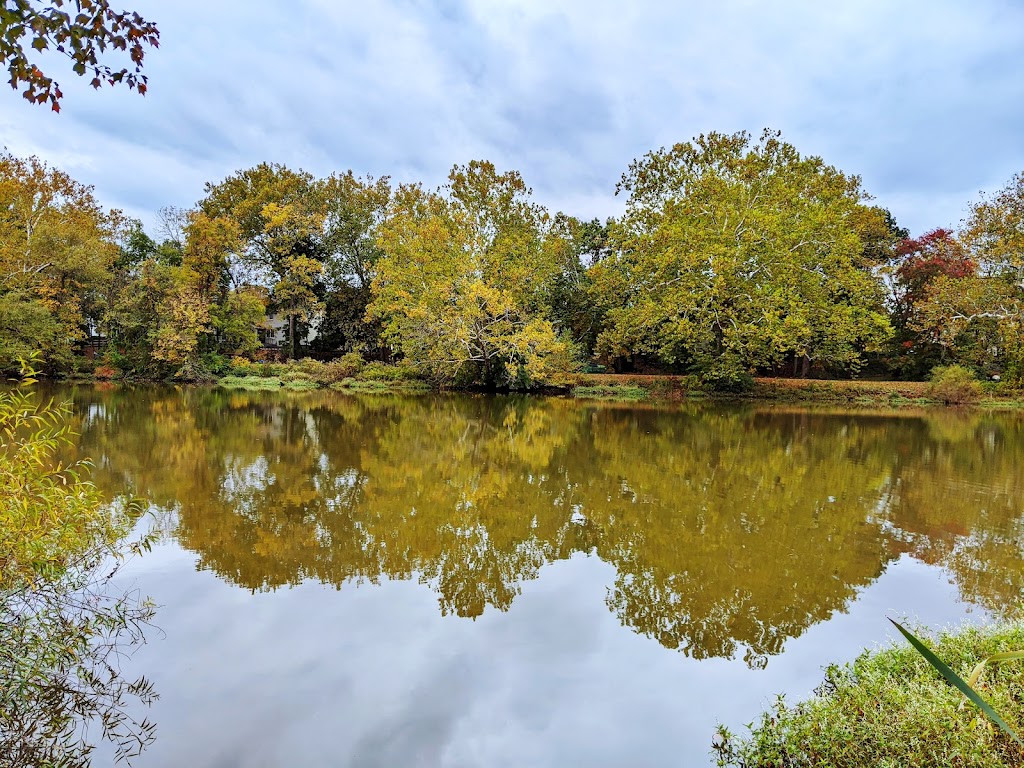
<box><xmin>890</xmin><ymin>620</ymin><xmax>1022</xmax><ymax>745</ymax></box>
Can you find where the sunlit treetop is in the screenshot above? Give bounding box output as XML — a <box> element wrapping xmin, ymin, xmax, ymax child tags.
<box><xmin>0</xmin><ymin>0</ymin><xmax>159</xmax><ymax>111</ymax></box>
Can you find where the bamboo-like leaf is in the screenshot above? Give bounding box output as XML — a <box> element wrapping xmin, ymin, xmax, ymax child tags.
<box><xmin>967</xmin><ymin>650</ymin><xmax>1024</xmax><ymax>689</ymax></box>
<box><xmin>890</xmin><ymin>620</ymin><xmax>1022</xmax><ymax>745</ymax></box>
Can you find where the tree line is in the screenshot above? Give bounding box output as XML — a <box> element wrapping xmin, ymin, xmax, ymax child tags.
<box><xmin>3</xmin><ymin>129</ymin><xmax>1024</xmax><ymax>389</ymax></box>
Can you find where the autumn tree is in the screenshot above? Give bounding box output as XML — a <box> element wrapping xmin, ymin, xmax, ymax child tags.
<box><xmin>911</xmin><ymin>171</ymin><xmax>1024</xmax><ymax>380</ymax></box>
<box><xmin>892</xmin><ymin>230</ymin><xmax>974</xmax><ymax>323</ymax></box>
<box><xmin>0</xmin><ymin>153</ymin><xmax>122</xmax><ymax>372</ymax></box>
<box><xmin>147</xmin><ymin>212</ymin><xmax>239</xmax><ymax>376</ymax></box>
<box><xmin>104</xmin><ymin>212</ymin><xmax>257</xmax><ymax>376</ymax></box>
<box><xmin>201</xmin><ymin>164</ymin><xmax>325</xmax><ymax>358</ymax></box>
<box><xmin>1</xmin><ymin>0</ymin><xmax>160</xmax><ymax>111</ymax></box>
<box><xmin>370</xmin><ymin>161</ymin><xmax>576</xmax><ymax>387</ymax></box>
<box><xmin>590</xmin><ymin>130</ymin><xmax>892</xmax><ymax>387</ymax></box>
<box><xmin>212</xmin><ymin>286</ymin><xmax>267</xmax><ymax>357</ymax></box>
<box><xmin>883</xmin><ymin>229</ymin><xmax>976</xmax><ymax>376</ymax></box>
<box><xmin>964</xmin><ymin>170</ymin><xmax>1024</xmax><ymax>276</ymax></box>
<box><xmin>853</xmin><ymin>206</ymin><xmax>908</xmax><ymax>268</ymax></box>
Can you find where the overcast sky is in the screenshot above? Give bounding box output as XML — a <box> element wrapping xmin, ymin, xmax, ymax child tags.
<box><xmin>2</xmin><ymin>0</ymin><xmax>1023</xmax><ymax>236</ymax></box>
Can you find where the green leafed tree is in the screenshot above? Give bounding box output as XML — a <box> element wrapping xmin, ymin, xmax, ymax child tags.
<box><xmin>320</xmin><ymin>171</ymin><xmax>391</xmax><ymax>291</ymax></box>
<box><xmin>309</xmin><ymin>171</ymin><xmax>392</xmax><ymax>358</ymax></box>
<box><xmin>590</xmin><ymin>130</ymin><xmax>892</xmax><ymax>387</ymax></box>
<box><xmin>543</xmin><ymin>214</ymin><xmax>614</xmax><ymax>359</ymax></box>
<box><xmin>369</xmin><ymin>161</ymin><xmax>577</xmax><ymax>387</ymax></box>
<box><xmin>201</xmin><ymin>163</ymin><xmax>326</xmax><ymax>358</ymax></box>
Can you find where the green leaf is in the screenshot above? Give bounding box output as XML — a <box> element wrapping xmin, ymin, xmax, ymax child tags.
<box><xmin>890</xmin><ymin>620</ymin><xmax>1022</xmax><ymax>746</ymax></box>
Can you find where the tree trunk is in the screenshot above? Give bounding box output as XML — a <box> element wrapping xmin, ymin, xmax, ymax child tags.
<box><xmin>800</xmin><ymin>353</ymin><xmax>811</xmax><ymax>378</ymax></box>
<box><xmin>290</xmin><ymin>314</ymin><xmax>297</xmax><ymax>360</ymax></box>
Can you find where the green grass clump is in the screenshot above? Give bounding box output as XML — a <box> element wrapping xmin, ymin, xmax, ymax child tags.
<box><xmin>714</xmin><ymin>622</ymin><xmax>1024</xmax><ymax>767</ymax></box>
<box><xmin>283</xmin><ymin>378</ymin><xmax>318</xmax><ymax>391</ymax></box>
<box><xmin>216</xmin><ymin>375</ymin><xmax>284</xmax><ymax>391</ymax></box>
<box><xmin>573</xmin><ymin>384</ymin><xmax>649</xmax><ymax>401</ymax></box>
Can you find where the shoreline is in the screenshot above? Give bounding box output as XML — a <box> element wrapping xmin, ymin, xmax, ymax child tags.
<box><xmin>51</xmin><ymin>370</ymin><xmax>1024</xmax><ymax>408</ymax></box>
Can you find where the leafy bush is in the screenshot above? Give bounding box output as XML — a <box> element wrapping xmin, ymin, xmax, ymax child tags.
<box><xmin>71</xmin><ymin>356</ymin><xmax>96</xmax><ymax>375</ymax></box>
<box><xmin>295</xmin><ymin>357</ymin><xmax>326</xmax><ymax>376</ymax></box>
<box><xmin>252</xmin><ymin>348</ymin><xmax>285</xmax><ymax>363</ymax></box>
<box><xmin>228</xmin><ymin>356</ymin><xmax>255</xmax><ymax>374</ymax></box>
<box><xmin>93</xmin><ymin>364</ymin><xmax>120</xmax><ymax>380</ymax></box>
<box><xmin>713</xmin><ymin>622</ymin><xmax>1024</xmax><ymax>768</ymax></box>
<box><xmin>201</xmin><ymin>352</ymin><xmax>231</xmax><ymax>376</ymax></box>
<box><xmin>700</xmin><ymin>362</ymin><xmax>755</xmax><ymax>393</ymax></box>
<box><xmin>928</xmin><ymin>365</ymin><xmax>983</xmax><ymax>405</ymax></box>
<box><xmin>359</xmin><ymin>362</ymin><xmax>421</xmax><ymax>382</ymax></box>
<box><xmin>171</xmin><ymin>359</ymin><xmax>216</xmax><ymax>383</ymax></box>
<box><xmin>320</xmin><ymin>352</ymin><xmax>365</xmax><ymax>384</ymax></box>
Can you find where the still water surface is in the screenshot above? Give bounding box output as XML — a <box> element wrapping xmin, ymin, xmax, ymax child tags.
<box><xmin>58</xmin><ymin>385</ymin><xmax>1024</xmax><ymax>767</ymax></box>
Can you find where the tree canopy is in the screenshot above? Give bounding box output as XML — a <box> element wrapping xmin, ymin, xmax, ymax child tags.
<box><xmin>908</xmin><ymin>173</ymin><xmax>1024</xmax><ymax>379</ymax></box>
<box><xmin>370</xmin><ymin>161</ymin><xmax>576</xmax><ymax>387</ymax></box>
<box><xmin>591</xmin><ymin>130</ymin><xmax>892</xmax><ymax>385</ymax></box>
<box><xmin>0</xmin><ymin>153</ymin><xmax>123</xmax><ymax>371</ymax></box>
<box><xmin>5</xmin><ymin>135</ymin><xmax>1024</xmax><ymax>388</ymax></box>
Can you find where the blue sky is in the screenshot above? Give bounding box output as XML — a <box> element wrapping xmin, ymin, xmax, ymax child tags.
<box><xmin>2</xmin><ymin>0</ymin><xmax>1023</xmax><ymax>235</ymax></box>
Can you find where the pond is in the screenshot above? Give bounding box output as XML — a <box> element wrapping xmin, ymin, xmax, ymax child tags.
<box><xmin>57</xmin><ymin>385</ymin><xmax>1024</xmax><ymax>767</ymax></box>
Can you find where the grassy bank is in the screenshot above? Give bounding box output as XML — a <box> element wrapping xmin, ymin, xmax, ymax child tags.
<box><xmin>714</xmin><ymin>621</ymin><xmax>1024</xmax><ymax>767</ymax></box>
<box><xmin>214</xmin><ymin>358</ymin><xmax>430</xmax><ymax>394</ymax></box>
<box><xmin>566</xmin><ymin>374</ymin><xmax>1024</xmax><ymax>407</ymax></box>
<box><xmin>62</xmin><ymin>359</ymin><xmax>1024</xmax><ymax>407</ymax></box>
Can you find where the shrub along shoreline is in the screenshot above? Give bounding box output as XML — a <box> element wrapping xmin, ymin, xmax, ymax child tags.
<box><xmin>59</xmin><ymin>360</ymin><xmax>1024</xmax><ymax>408</ymax></box>
<box><xmin>713</xmin><ymin>621</ymin><xmax>1024</xmax><ymax>768</ymax></box>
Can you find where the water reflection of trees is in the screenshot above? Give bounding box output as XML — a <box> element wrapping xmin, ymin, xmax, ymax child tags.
<box><xmin>66</xmin><ymin>386</ymin><xmax>1024</xmax><ymax>662</ymax></box>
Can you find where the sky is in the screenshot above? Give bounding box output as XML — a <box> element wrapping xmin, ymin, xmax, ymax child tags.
<box><xmin>2</xmin><ymin>0</ymin><xmax>1023</xmax><ymax>236</ymax></box>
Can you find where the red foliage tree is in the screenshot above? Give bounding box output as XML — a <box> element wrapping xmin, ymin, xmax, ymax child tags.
<box><xmin>893</xmin><ymin>229</ymin><xmax>976</xmax><ymax>326</ymax></box>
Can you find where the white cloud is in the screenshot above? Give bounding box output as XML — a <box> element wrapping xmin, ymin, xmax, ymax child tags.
<box><xmin>2</xmin><ymin>0</ymin><xmax>1022</xmax><ymax>234</ymax></box>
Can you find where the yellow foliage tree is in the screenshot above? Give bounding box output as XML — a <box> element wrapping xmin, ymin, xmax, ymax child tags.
<box><xmin>371</xmin><ymin>161</ymin><xmax>576</xmax><ymax>387</ymax></box>
<box><xmin>0</xmin><ymin>154</ymin><xmax>123</xmax><ymax>371</ymax></box>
